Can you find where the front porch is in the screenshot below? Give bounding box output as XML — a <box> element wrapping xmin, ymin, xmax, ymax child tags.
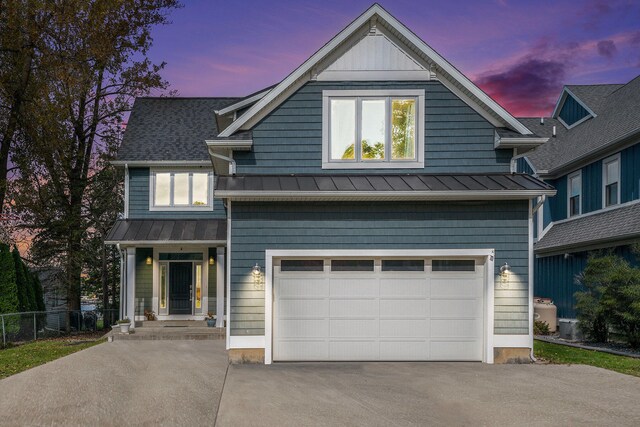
<box><xmin>105</xmin><ymin>218</ymin><xmax>228</xmax><ymax>330</ymax></box>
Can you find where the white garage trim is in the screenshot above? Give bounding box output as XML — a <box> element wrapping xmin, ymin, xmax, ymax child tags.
<box><xmin>264</xmin><ymin>249</ymin><xmax>496</xmax><ymax>364</ymax></box>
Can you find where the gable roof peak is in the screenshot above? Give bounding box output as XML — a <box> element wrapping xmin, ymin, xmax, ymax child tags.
<box><xmin>218</xmin><ymin>3</ymin><xmax>532</xmax><ymax>137</ymax></box>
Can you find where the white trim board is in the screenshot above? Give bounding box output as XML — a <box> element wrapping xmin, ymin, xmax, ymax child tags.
<box><xmin>219</xmin><ymin>4</ymin><xmax>531</xmax><ymax>137</ymax></box>
<box><xmin>217</xmin><ymin>89</ymin><xmax>272</xmax><ymax>116</ymax></box>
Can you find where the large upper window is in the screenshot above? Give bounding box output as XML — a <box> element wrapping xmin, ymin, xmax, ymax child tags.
<box><xmin>602</xmin><ymin>155</ymin><xmax>620</xmax><ymax>208</ymax></box>
<box><xmin>568</xmin><ymin>171</ymin><xmax>581</xmax><ymax>217</ymax></box>
<box><xmin>322</xmin><ymin>90</ymin><xmax>424</xmax><ymax>169</ymax></box>
<box><xmin>151</xmin><ymin>170</ymin><xmax>212</xmax><ymax>210</ymax></box>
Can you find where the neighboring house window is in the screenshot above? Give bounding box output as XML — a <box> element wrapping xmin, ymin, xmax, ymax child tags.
<box><xmin>568</xmin><ymin>171</ymin><xmax>581</xmax><ymax>217</ymax></box>
<box><xmin>150</xmin><ymin>170</ymin><xmax>213</xmax><ymax>210</ymax></box>
<box><xmin>602</xmin><ymin>155</ymin><xmax>620</xmax><ymax>208</ymax></box>
<box><xmin>322</xmin><ymin>90</ymin><xmax>425</xmax><ymax>169</ymax></box>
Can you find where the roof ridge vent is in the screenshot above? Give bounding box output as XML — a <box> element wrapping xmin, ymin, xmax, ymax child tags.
<box><xmin>552</xmin><ymin>126</ymin><xmax>556</xmax><ymax>137</ymax></box>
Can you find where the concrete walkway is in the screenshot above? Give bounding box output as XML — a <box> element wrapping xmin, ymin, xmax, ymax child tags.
<box><xmin>1</xmin><ymin>341</ymin><xmax>640</xmax><ymax>426</ymax></box>
<box><xmin>0</xmin><ymin>341</ymin><xmax>229</xmax><ymax>426</ymax></box>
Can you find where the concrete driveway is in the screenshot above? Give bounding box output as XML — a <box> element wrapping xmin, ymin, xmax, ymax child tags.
<box><xmin>1</xmin><ymin>341</ymin><xmax>640</xmax><ymax>426</ymax></box>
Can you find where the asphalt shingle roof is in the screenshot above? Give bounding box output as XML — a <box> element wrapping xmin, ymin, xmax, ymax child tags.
<box><xmin>565</xmin><ymin>84</ymin><xmax>624</xmax><ymax>114</ymax></box>
<box><xmin>535</xmin><ymin>202</ymin><xmax>640</xmax><ymax>253</ymax></box>
<box><xmin>117</xmin><ymin>97</ymin><xmax>241</xmax><ymax>162</ymax></box>
<box><xmin>520</xmin><ymin>76</ymin><xmax>640</xmax><ymax>173</ymax></box>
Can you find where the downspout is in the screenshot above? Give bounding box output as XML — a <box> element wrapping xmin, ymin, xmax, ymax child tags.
<box><xmin>529</xmin><ymin>195</ymin><xmax>545</xmax><ymax>363</ymax></box>
<box><xmin>207</xmin><ymin>147</ymin><xmax>237</xmax><ymax>175</ymax></box>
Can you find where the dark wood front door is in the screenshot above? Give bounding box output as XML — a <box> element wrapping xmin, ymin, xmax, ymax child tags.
<box><xmin>169</xmin><ymin>262</ymin><xmax>192</xmax><ymax>314</ymax></box>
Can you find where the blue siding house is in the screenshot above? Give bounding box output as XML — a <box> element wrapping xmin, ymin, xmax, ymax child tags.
<box><xmin>106</xmin><ymin>4</ymin><xmax>555</xmax><ymax>364</ymax></box>
<box><xmin>516</xmin><ymin>77</ymin><xmax>640</xmax><ymax>319</ymax></box>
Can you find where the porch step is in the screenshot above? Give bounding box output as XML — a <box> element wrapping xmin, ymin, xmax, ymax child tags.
<box><xmin>107</xmin><ymin>325</ymin><xmax>225</xmax><ymax>341</ymax></box>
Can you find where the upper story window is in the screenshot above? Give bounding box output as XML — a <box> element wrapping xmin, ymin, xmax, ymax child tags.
<box><xmin>568</xmin><ymin>171</ymin><xmax>581</xmax><ymax>217</ymax></box>
<box><xmin>602</xmin><ymin>155</ymin><xmax>620</xmax><ymax>208</ymax></box>
<box><xmin>150</xmin><ymin>170</ymin><xmax>213</xmax><ymax>211</ymax></box>
<box><xmin>322</xmin><ymin>90</ymin><xmax>424</xmax><ymax>169</ymax></box>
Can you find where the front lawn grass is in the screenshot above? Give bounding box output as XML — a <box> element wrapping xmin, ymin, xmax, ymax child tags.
<box><xmin>0</xmin><ymin>337</ymin><xmax>105</xmax><ymax>380</ymax></box>
<box><xmin>534</xmin><ymin>339</ymin><xmax>640</xmax><ymax>378</ymax></box>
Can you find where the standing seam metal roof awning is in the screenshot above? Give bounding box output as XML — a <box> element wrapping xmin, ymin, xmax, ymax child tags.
<box><xmin>104</xmin><ymin>219</ymin><xmax>227</xmax><ymax>245</ymax></box>
<box><xmin>214</xmin><ymin>173</ymin><xmax>556</xmax><ymax>200</ymax></box>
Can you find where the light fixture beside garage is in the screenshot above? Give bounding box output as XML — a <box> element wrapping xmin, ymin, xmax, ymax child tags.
<box><xmin>146</xmin><ymin>256</ymin><xmax>152</xmax><ymax>265</ymax></box>
<box><xmin>209</xmin><ymin>256</ymin><xmax>215</xmax><ymax>265</ymax></box>
<box><xmin>500</xmin><ymin>262</ymin><xmax>511</xmax><ymax>281</ymax></box>
<box><xmin>252</xmin><ymin>263</ymin><xmax>264</xmax><ymax>290</ymax></box>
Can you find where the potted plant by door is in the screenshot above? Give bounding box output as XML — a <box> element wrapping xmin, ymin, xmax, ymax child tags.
<box><xmin>205</xmin><ymin>312</ymin><xmax>216</xmax><ymax>327</ymax></box>
<box><xmin>117</xmin><ymin>318</ymin><xmax>131</xmax><ymax>334</ymax></box>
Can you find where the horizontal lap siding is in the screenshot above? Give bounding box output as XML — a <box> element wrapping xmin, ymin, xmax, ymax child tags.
<box><xmin>230</xmin><ymin>201</ymin><xmax>529</xmax><ymax>336</ymax></box>
<box><xmin>235</xmin><ymin>81</ymin><xmax>511</xmax><ymax>174</ymax></box>
<box><xmin>128</xmin><ymin>168</ymin><xmax>226</xmax><ymax>219</ymax></box>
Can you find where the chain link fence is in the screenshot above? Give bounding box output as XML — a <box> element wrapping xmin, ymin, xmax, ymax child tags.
<box><xmin>1</xmin><ymin>309</ymin><xmax>119</xmax><ymax>347</ymax></box>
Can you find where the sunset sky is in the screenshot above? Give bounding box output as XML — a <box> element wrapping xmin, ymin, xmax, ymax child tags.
<box><xmin>147</xmin><ymin>0</ymin><xmax>640</xmax><ymax>117</ymax></box>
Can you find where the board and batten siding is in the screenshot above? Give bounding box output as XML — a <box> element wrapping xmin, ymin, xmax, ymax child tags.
<box><xmin>208</xmin><ymin>247</ymin><xmax>218</xmax><ymax>315</ymax></box>
<box><xmin>135</xmin><ymin>248</ymin><xmax>153</xmax><ymax>315</ymax></box>
<box><xmin>558</xmin><ymin>95</ymin><xmax>590</xmax><ymax>126</ymax></box>
<box><xmin>128</xmin><ymin>167</ymin><xmax>226</xmax><ymax>219</ymax></box>
<box><xmin>535</xmin><ymin>244</ymin><xmax>639</xmax><ymax>318</ymax></box>
<box><xmin>234</xmin><ymin>81</ymin><xmax>512</xmax><ymax>174</ymax></box>
<box><xmin>230</xmin><ymin>200</ymin><xmax>530</xmax><ymax>337</ymax></box>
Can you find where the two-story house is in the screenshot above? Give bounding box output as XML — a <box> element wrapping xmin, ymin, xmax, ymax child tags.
<box><xmin>516</xmin><ymin>76</ymin><xmax>640</xmax><ymax>320</ymax></box>
<box><xmin>106</xmin><ymin>4</ymin><xmax>555</xmax><ymax>364</ymax></box>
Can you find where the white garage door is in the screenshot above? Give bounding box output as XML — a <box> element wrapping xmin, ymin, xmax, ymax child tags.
<box><xmin>273</xmin><ymin>258</ymin><xmax>484</xmax><ymax>361</ymax></box>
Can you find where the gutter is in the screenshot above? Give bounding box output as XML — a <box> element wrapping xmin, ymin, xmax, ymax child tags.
<box><xmin>207</xmin><ymin>147</ymin><xmax>236</xmax><ymax>175</ymax></box>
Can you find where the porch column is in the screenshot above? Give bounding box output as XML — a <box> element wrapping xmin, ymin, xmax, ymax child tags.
<box><xmin>216</xmin><ymin>247</ymin><xmax>225</xmax><ymax>326</ymax></box>
<box><xmin>126</xmin><ymin>248</ymin><xmax>136</xmax><ymax>329</ymax></box>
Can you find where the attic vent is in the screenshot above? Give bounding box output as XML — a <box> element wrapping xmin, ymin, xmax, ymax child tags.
<box><xmin>369</xmin><ymin>17</ymin><xmax>378</xmax><ymax>34</ymax></box>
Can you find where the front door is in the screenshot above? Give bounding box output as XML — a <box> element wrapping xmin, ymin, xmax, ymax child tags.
<box><xmin>169</xmin><ymin>262</ymin><xmax>193</xmax><ymax>315</ymax></box>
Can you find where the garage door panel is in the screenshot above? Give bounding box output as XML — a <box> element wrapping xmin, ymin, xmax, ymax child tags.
<box><xmin>330</xmin><ymin>278</ymin><xmax>378</xmax><ymax>297</ymax></box>
<box><xmin>380</xmin><ymin>299</ymin><xmax>429</xmax><ymax>317</ymax></box>
<box><xmin>380</xmin><ymin>278</ymin><xmax>428</xmax><ymax>297</ymax></box>
<box><xmin>330</xmin><ymin>319</ymin><xmax>378</xmax><ymax>338</ymax></box>
<box><xmin>431</xmin><ymin>319</ymin><xmax>482</xmax><ymax>338</ymax></box>
<box><xmin>330</xmin><ymin>341</ymin><xmax>378</xmax><ymax>360</ymax></box>
<box><xmin>278</xmin><ymin>278</ymin><xmax>328</xmax><ymax>298</ymax></box>
<box><xmin>277</xmin><ymin>340</ymin><xmax>328</xmax><ymax>361</ymax></box>
<box><xmin>279</xmin><ymin>319</ymin><xmax>328</xmax><ymax>338</ymax></box>
<box><xmin>431</xmin><ymin>299</ymin><xmax>481</xmax><ymax>318</ymax></box>
<box><xmin>278</xmin><ymin>299</ymin><xmax>328</xmax><ymax>318</ymax></box>
<box><xmin>330</xmin><ymin>299</ymin><xmax>377</xmax><ymax>317</ymax></box>
<box><xmin>431</xmin><ymin>277</ymin><xmax>482</xmax><ymax>298</ymax></box>
<box><xmin>430</xmin><ymin>340</ymin><xmax>482</xmax><ymax>361</ymax></box>
<box><xmin>379</xmin><ymin>340</ymin><xmax>430</xmax><ymax>360</ymax></box>
<box><xmin>273</xmin><ymin>257</ymin><xmax>485</xmax><ymax>362</ymax></box>
<box><xmin>380</xmin><ymin>319</ymin><xmax>429</xmax><ymax>338</ymax></box>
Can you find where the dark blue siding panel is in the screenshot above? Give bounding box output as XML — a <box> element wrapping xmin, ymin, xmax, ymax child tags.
<box><xmin>581</xmin><ymin>160</ymin><xmax>602</xmax><ymax>214</ymax></box>
<box><xmin>128</xmin><ymin>168</ymin><xmax>226</xmax><ymax>219</ymax></box>
<box><xmin>535</xmin><ymin>245</ymin><xmax>640</xmax><ymax>318</ymax></box>
<box><xmin>230</xmin><ymin>201</ymin><xmax>530</xmax><ymax>336</ymax></box>
<box><xmin>235</xmin><ymin>81</ymin><xmax>512</xmax><ymax>174</ymax></box>
<box><xmin>516</xmin><ymin>157</ymin><xmax>535</xmax><ymax>176</ymax></box>
<box><xmin>558</xmin><ymin>95</ymin><xmax>590</xmax><ymax>126</ymax></box>
<box><xmin>621</xmin><ymin>143</ymin><xmax>640</xmax><ymax>203</ymax></box>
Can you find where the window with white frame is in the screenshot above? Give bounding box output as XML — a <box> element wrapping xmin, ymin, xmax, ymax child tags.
<box><xmin>568</xmin><ymin>171</ymin><xmax>581</xmax><ymax>217</ymax></box>
<box><xmin>603</xmin><ymin>155</ymin><xmax>620</xmax><ymax>208</ymax></box>
<box><xmin>322</xmin><ymin>90</ymin><xmax>424</xmax><ymax>168</ymax></box>
<box><xmin>151</xmin><ymin>170</ymin><xmax>213</xmax><ymax>210</ymax></box>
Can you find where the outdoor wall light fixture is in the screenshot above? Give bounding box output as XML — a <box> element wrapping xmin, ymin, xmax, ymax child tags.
<box><xmin>209</xmin><ymin>256</ymin><xmax>215</xmax><ymax>266</ymax></box>
<box><xmin>146</xmin><ymin>256</ymin><xmax>152</xmax><ymax>265</ymax></box>
<box><xmin>252</xmin><ymin>263</ymin><xmax>262</xmax><ymax>276</ymax></box>
<box><xmin>500</xmin><ymin>262</ymin><xmax>511</xmax><ymax>277</ymax></box>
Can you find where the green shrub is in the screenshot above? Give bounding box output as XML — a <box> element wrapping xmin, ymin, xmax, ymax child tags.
<box><xmin>575</xmin><ymin>254</ymin><xmax>640</xmax><ymax>348</ymax></box>
<box><xmin>0</xmin><ymin>244</ymin><xmax>19</xmax><ymax>333</ymax></box>
<box><xmin>534</xmin><ymin>320</ymin><xmax>551</xmax><ymax>336</ymax></box>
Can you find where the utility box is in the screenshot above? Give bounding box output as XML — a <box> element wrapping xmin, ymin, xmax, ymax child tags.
<box><xmin>558</xmin><ymin>319</ymin><xmax>582</xmax><ymax>341</ymax></box>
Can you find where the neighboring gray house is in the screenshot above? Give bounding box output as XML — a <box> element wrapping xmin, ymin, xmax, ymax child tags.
<box><xmin>516</xmin><ymin>76</ymin><xmax>640</xmax><ymax>319</ymax></box>
<box><xmin>106</xmin><ymin>4</ymin><xmax>555</xmax><ymax>364</ymax></box>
